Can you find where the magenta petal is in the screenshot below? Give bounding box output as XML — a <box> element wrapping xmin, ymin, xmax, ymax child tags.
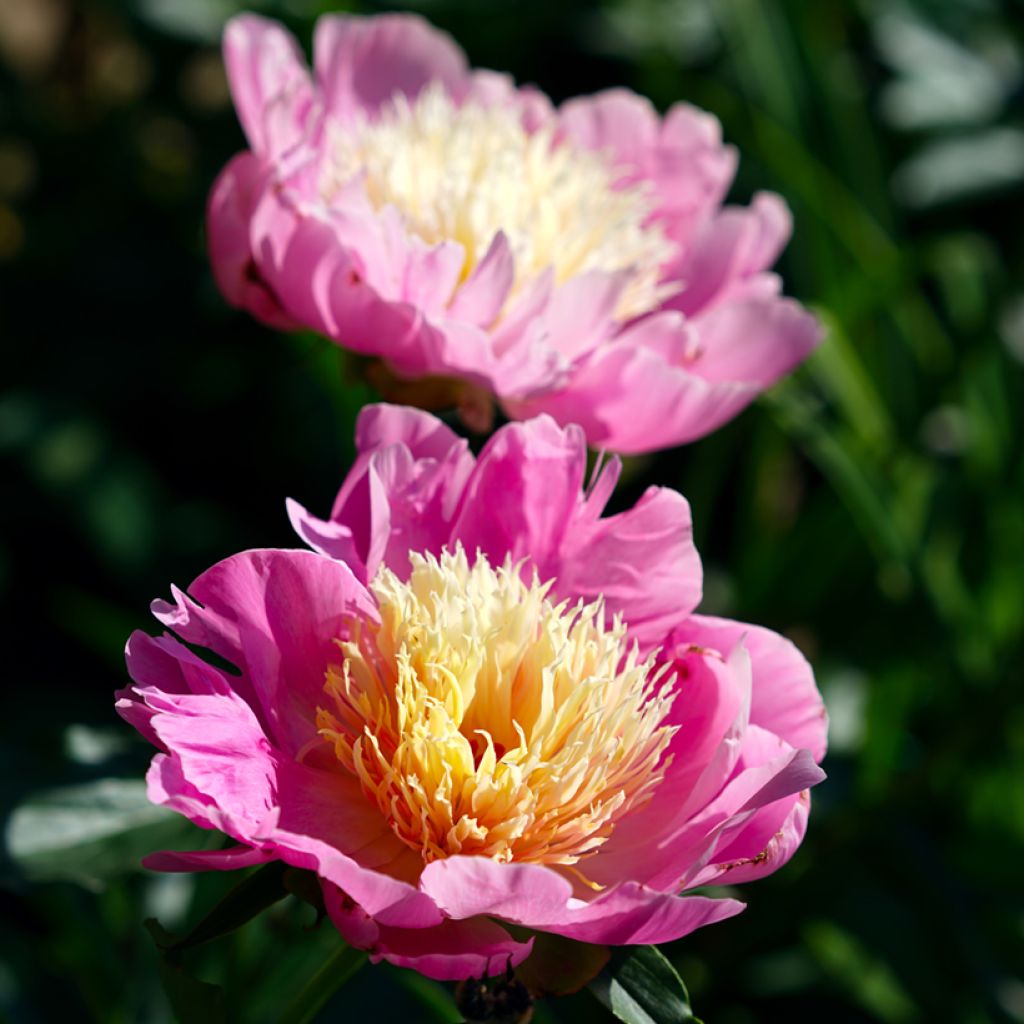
<box><xmin>152</xmin><ymin>549</ymin><xmax>375</xmax><ymax>756</ymax></box>
<box><xmin>313</xmin><ymin>13</ymin><xmax>468</xmax><ymax>118</ymax></box>
<box><xmin>557</xmin><ymin>486</ymin><xmax>703</xmax><ymax>650</ymax></box>
<box><xmin>324</xmin><ymin>884</ymin><xmax>533</xmax><ymax>980</ymax></box>
<box><xmin>419</xmin><ymin>858</ymin><xmax>744</xmax><ymax>946</ymax></box>
<box><xmin>674</xmin><ymin>614</ymin><xmax>828</xmax><ymax>762</ymax></box>
<box><xmin>450</xmin><ymin>415</ymin><xmax>587</xmax><ymax>574</ymax></box>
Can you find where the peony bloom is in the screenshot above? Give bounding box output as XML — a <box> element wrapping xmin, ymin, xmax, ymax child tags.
<box><xmin>118</xmin><ymin>406</ymin><xmax>827</xmax><ymax>980</ymax></box>
<box><xmin>208</xmin><ymin>13</ymin><xmax>822</xmax><ymax>453</ymax></box>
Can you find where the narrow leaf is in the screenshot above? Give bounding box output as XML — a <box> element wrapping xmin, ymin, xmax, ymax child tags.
<box><xmin>160</xmin><ymin>861</ymin><xmax>291</xmax><ymax>952</ymax></box>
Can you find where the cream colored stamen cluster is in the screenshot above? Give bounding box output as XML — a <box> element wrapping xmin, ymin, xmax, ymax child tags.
<box><xmin>317</xmin><ymin>547</ymin><xmax>676</xmax><ymax>870</ymax></box>
<box><xmin>321</xmin><ymin>84</ymin><xmax>675</xmax><ymax>319</ymax></box>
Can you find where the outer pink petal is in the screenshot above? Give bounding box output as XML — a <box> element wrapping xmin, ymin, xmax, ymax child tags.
<box><xmin>223</xmin><ymin>15</ymin><xmax>315</xmax><ymax>157</ymax></box>
<box><xmin>511</xmin><ymin>331</ymin><xmax>757</xmax><ymax>454</ymax></box>
<box><xmin>118</xmin><ymin>631</ymin><xmax>237</xmax><ymax>747</ymax></box>
<box><xmin>690</xmin><ymin>790</ymin><xmax>812</xmax><ymax>888</ymax></box>
<box><xmin>558</xmin><ymin>91</ymin><xmax>736</xmax><ymax>244</ymax></box>
<box><xmin>670</xmin><ymin>614</ymin><xmax>828</xmax><ymax>762</ymax></box>
<box><xmin>688</xmin><ymin>296</ymin><xmax>823</xmax><ymax>387</ymax></box>
<box><xmin>313</xmin><ymin>13</ymin><xmax>468</xmax><ymax>118</ymax></box>
<box><xmin>324</xmin><ymin>885</ymin><xmax>532</xmax><ymax>981</ymax></box>
<box><xmin>206</xmin><ymin>152</ymin><xmax>296</xmax><ymax>330</ymax></box>
<box><xmin>584</xmin><ymin>644</ymin><xmax>752</xmax><ymax>888</ymax></box>
<box><xmin>666</xmin><ymin>194</ymin><xmax>793</xmax><ymax>317</ymax></box>
<box><xmin>419</xmin><ymin>858</ymin><xmax>743</xmax><ymax>946</ymax></box>
<box><xmin>144</xmin><ymin>688</ymin><xmax>278</xmax><ymax>839</ymax></box>
<box><xmin>151</xmin><ymin>549</ymin><xmax>375</xmax><ymax>757</ymax></box>
<box><xmin>644</xmin><ymin>743</ymin><xmax>825</xmax><ymax>893</ymax></box>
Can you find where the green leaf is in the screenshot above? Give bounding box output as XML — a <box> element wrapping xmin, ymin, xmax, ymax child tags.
<box><xmin>145</xmin><ymin>919</ymin><xmax>227</xmax><ymax>1024</ymax></box>
<box><xmin>158</xmin><ymin>861</ymin><xmax>291</xmax><ymax>953</ymax></box>
<box><xmin>5</xmin><ymin>778</ymin><xmax>193</xmax><ymax>888</ymax></box>
<box><xmin>589</xmin><ymin>946</ymin><xmax>701</xmax><ymax>1024</ymax></box>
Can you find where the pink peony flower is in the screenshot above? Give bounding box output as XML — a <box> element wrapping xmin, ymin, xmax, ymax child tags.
<box><xmin>118</xmin><ymin>406</ymin><xmax>827</xmax><ymax>980</ymax></box>
<box><xmin>208</xmin><ymin>13</ymin><xmax>822</xmax><ymax>454</ymax></box>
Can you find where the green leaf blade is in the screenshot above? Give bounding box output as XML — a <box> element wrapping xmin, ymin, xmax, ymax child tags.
<box><xmin>589</xmin><ymin>945</ymin><xmax>700</xmax><ymax>1024</ymax></box>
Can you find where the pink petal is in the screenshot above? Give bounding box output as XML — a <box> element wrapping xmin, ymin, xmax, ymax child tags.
<box><xmin>689</xmin><ymin>296</ymin><xmax>823</xmax><ymax>387</ymax></box>
<box><xmin>511</xmin><ymin>333</ymin><xmax>757</xmax><ymax>454</ymax></box>
<box><xmin>223</xmin><ymin>15</ymin><xmax>315</xmax><ymax>156</ymax></box>
<box><xmin>449</xmin><ymin>415</ymin><xmax>587</xmax><ymax>574</ymax></box>
<box><xmin>206</xmin><ymin>152</ymin><xmax>295</xmax><ymax>329</ymax></box>
<box><xmin>667</xmin><ymin>194</ymin><xmax>793</xmax><ymax>317</ymax></box>
<box><xmin>671</xmin><ymin>614</ymin><xmax>828</xmax><ymax>762</ymax></box>
<box><xmin>291</xmin><ymin>404</ymin><xmax>474</xmax><ymax>580</ymax></box>
<box><xmin>446</xmin><ymin>232</ymin><xmax>515</xmax><ymax>328</ymax></box>
<box><xmin>324</xmin><ymin>885</ymin><xmax>532</xmax><ymax>980</ymax></box>
<box><xmin>313</xmin><ymin>13</ymin><xmax>468</xmax><ymax>119</ymax></box>
<box><xmin>556</xmin><ymin>486</ymin><xmax>703</xmax><ymax>650</ymax></box>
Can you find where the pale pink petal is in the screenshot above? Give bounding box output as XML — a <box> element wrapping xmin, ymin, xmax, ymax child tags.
<box><xmin>689</xmin><ymin>296</ymin><xmax>823</xmax><ymax>387</ymax></box>
<box><xmin>313</xmin><ymin>13</ymin><xmax>468</xmax><ymax>119</ymax></box>
<box><xmin>667</xmin><ymin>194</ymin><xmax>793</xmax><ymax>317</ymax></box>
<box><xmin>446</xmin><ymin>232</ymin><xmax>515</xmax><ymax>328</ymax></box>
<box><xmin>511</xmin><ymin>336</ymin><xmax>757</xmax><ymax>454</ymax></box>
<box><xmin>206</xmin><ymin>152</ymin><xmax>295</xmax><ymax>330</ymax></box>
<box><xmin>223</xmin><ymin>15</ymin><xmax>315</xmax><ymax>156</ymax></box>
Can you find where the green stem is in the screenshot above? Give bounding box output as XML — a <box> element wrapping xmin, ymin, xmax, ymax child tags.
<box><xmin>281</xmin><ymin>943</ymin><xmax>368</xmax><ymax>1024</ymax></box>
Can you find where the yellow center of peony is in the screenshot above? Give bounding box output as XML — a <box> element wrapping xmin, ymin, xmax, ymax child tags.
<box><xmin>316</xmin><ymin>547</ymin><xmax>677</xmax><ymax>871</ymax></box>
<box><xmin>321</xmin><ymin>84</ymin><xmax>675</xmax><ymax>320</ymax></box>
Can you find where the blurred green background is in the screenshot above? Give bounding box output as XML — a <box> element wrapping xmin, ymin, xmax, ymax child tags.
<box><xmin>2</xmin><ymin>0</ymin><xmax>1023</xmax><ymax>1020</ymax></box>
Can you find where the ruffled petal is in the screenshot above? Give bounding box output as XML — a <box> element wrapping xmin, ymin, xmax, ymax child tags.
<box><xmin>556</xmin><ymin>486</ymin><xmax>703</xmax><ymax>650</ymax></box>
<box><xmin>151</xmin><ymin>549</ymin><xmax>375</xmax><ymax>756</ymax></box>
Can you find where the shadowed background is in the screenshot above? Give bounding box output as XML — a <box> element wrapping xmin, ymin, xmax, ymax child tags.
<box><xmin>1</xmin><ymin>0</ymin><xmax>1023</xmax><ymax>1020</ymax></box>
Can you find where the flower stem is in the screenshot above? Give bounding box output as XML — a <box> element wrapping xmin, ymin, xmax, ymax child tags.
<box><xmin>281</xmin><ymin>942</ymin><xmax>368</xmax><ymax>1024</ymax></box>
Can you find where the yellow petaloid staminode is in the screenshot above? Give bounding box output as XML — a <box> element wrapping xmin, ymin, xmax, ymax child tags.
<box><xmin>316</xmin><ymin>547</ymin><xmax>677</xmax><ymax>870</ymax></box>
<box><xmin>321</xmin><ymin>84</ymin><xmax>676</xmax><ymax>320</ymax></box>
